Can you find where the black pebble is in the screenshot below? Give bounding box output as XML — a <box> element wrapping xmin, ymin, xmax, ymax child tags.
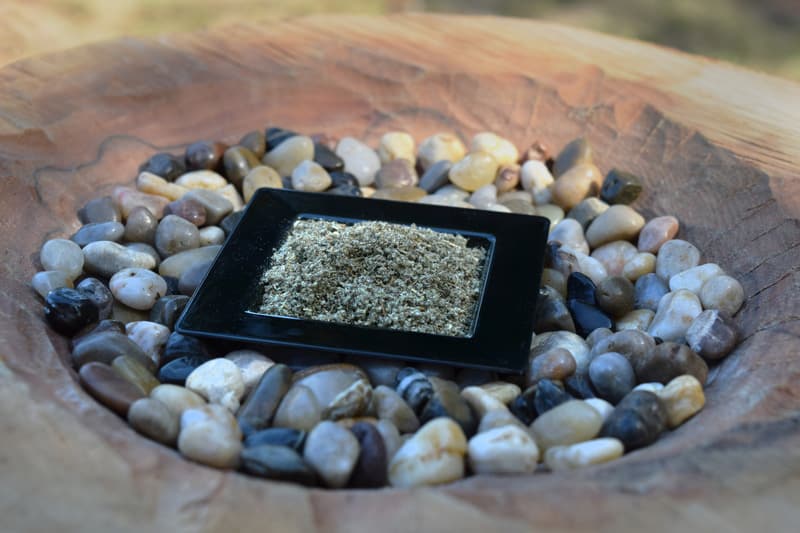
<box><xmin>240</xmin><ymin>445</ymin><xmax>317</xmax><ymax>486</ymax></box>
<box><xmin>509</xmin><ymin>386</ymin><xmax>537</xmax><ymax>425</ymax></box>
<box><xmin>313</xmin><ymin>143</ymin><xmax>344</xmax><ymax>172</ymax></box>
<box><xmin>600</xmin><ymin>169</ymin><xmax>643</xmax><ymax>205</ymax></box>
<box><xmin>244</xmin><ymin>428</ymin><xmax>307</xmax><ymax>452</ymax></box>
<box><xmin>265</xmin><ymin>127</ymin><xmax>298</xmax><ymax>150</ymax></box>
<box><xmin>600</xmin><ymin>390</ymin><xmax>667</xmax><ymax>450</ymax></box>
<box><xmin>161</xmin><ymin>332</ymin><xmax>209</xmax><ymax>366</ymax></box>
<box><xmin>567</xmin><ymin>300</ymin><xmax>614</xmax><ymax>338</ymax></box>
<box><xmin>139</xmin><ymin>152</ymin><xmax>185</xmax><ymax>182</ymax></box>
<box><xmin>157</xmin><ymin>355</ymin><xmax>211</xmax><ymax>385</ymax></box>
<box><xmin>564</xmin><ymin>373</ymin><xmax>597</xmax><ymax>399</ymax></box>
<box><xmin>329</xmin><ymin>171</ymin><xmax>360</xmax><ymax>188</ymax></box>
<box><xmin>44</xmin><ymin>288</ymin><xmax>99</xmax><ymax>336</ymax></box>
<box><xmin>567</xmin><ymin>272</ymin><xmax>596</xmax><ymax>305</ymax></box>
<box><xmin>149</xmin><ymin>295</ymin><xmax>189</xmax><ymax>330</ymax></box>
<box><xmin>327</xmin><ymin>184</ymin><xmax>362</xmax><ymax>197</ymax></box>
<box><xmin>533</xmin><ymin>379</ymin><xmax>573</xmax><ymax>415</ymax></box>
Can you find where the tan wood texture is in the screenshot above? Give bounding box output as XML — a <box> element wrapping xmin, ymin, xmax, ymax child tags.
<box><xmin>1</xmin><ymin>14</ymin><xmax>799</xmax><ymax>532</ymax></box>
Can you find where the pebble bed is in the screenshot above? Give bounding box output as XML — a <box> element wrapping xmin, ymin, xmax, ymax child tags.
<box><xmin>34</xmin><ymin>128</ymin><xmax>744</xmax><ymax>488</ymax></box>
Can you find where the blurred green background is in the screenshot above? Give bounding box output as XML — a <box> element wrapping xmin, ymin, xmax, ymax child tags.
<box><xmin>1</xmin><ymin>0</ymin><xmax>798</xmax><ymax>80</ymax></box>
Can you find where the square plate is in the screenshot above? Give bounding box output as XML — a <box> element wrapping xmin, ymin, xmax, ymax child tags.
<box><xmin>176</xmin><ymin>188</ymin><xmax>550</xmax><ymax>373</ymax></box>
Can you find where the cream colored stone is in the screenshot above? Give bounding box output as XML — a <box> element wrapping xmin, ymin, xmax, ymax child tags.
<box><xmin>378</xmin><ymin>131</ymin><xmax>416</xmax><ymax>164</ymax></box>
<box><xmin>262</xmin><ymin>135</ymin><xmax>315</xmax><ymax>177</ymax></box>
<box><xmin>470</xmin><ymin>132</ymin><xmax>519</xmax><ymax>167</ymax></box>
<box><xmin>669</xmin><ymin>263</ymin><xmax>724</xmax><ymax>295</ymax></box>
<box><xmin>549</xmin><ymin>219</ymin><xmax>589</xmax><ymax>255</ymax></box>
<box><xmin>185</xmin><ymin>358</ymin><xmax>246</xmax><ymax>413</ymax></box>
<box><xmin>550</xmin><ymin>163</ymin><xmax>602</xmax><ymax>211</ymax></box>
<box><xmin>178</xmin><ymin>405</ymin><xmax>242</xmax><ymax>469</ymax></box>
<box><xmin>648</xmin><ymin>289</ymin><xmax>703</xmax><ymax>343</ymax></box>
<box><xmin>136</xmin><ymin>171</ymin><xmax>189</xmax><ymax>201</ymax></box>
<box><xmin>638</xmin><ymin>215</ymin><xmax>679</xmax><ymax>254</ymax></box>
<box><xmin>224</xmin><ymin>350</ymin><xmax>274</xmax><ymax>396</ymax></box>
<box><xmin>40</xmin><ymin>239</ymin><xmax>84</xmax><ymax>281</ymax></box>
<box><xmin>272</xmin><ymin>384</ymin><xmax>322</xmax><ymax>431</ymax></box>
<box><xmin>336</xmin><ymin>137</ymin><xmax>380</xmax><ymax>186</ymax></box>
<box><xmin>388</xmin><ymin>418</ymin><xmax>467</xmax><ymax>488</ymax></box>
<box><xmin>544</xmin><ymin>438</ymin><xmax>624</xmax><ymax>471</ymax></box>
<box><xmin>467</xmin><ymin>425</ymin><xmax>539</xmax><ymax>475</ymax></box>
<box><xmin>478</xmin><ymin>382</ymin><xmax>521</xmax><ymax>405</ymax></box>
<box><xmin>373</xmin><ymin>385</ymin><xmax>420</xmax><ymax>434</ymax></box>
<box><xmin>448</xmin><ymin>151</ymin><xmax>499</xmax><ymax>192</ymax></box>
<box><xmin>657</xmin><ymin>375</ymin><xmax>705</xmax><ymax>428</ymax></box>
<box><xmin>585</xmin><ymin>205</ymin><xmax>646</xmax><ymax>249</ymax></box>
<box><xmin>655</xmin><ymin>239</ymin><xmax>701</xmax><ymax>280</ymax></box>
<box><xmin>174</xmin><ymin>170</ymin><xmax>228</xmax><ymax>190</ymax></box>
<box><xmin>530</xmin><ymin>400</ymin><xmax>603</xmax><ymax>451</ymax></box>
<box><xmin>477</xmin><ymin>409</ymin><xmax>529</xmax><ymax>434</ymax></box>
<box><xmin>623</xmin><ymin>252</ymin><xmax>656</xmax><ymax>281</ymax></box>
<box><xmin>150</xmin><ymin>384</ymin><xmax>206</xmax><ymax>417</ymax></box>
<box><xmin>591</xmin><ymin>240</ymin><xmax>638</xmax><ymax>277</ymax></box>
<box><xmin>520</xmin><ymin>160</ymin><xmax>554</xmax><ymax>205</ymax></box>
<box><xmin>461</xmin><ymin>386</ymin><xmax>507</xmax><ymax>418</ymax></box>
<box><xmin>109</xmin><ymin>268</ymin><xmax>168</xmax><ymax>311</ymax></box>
<box><xmin>217</xmin><ymin>184</ymin><xmax>244</xmax><ymax>212</ymax></box>
<box><xmin>615</xmin><ymin>308</ymin><xmax>655</xmax><ymax>332</ymax></box>
<box><xmin>291</xmin><ymin>160</ymin><xmax>332</xmax><ymax>192</ymax></box>
<box><xmin>417</xmin><ymin>133</ymin><xmax>466</xmax><ymax>171</ymax></box>
<box><xmin>303</xmin><ymin>421</ymin><xmax>360</xmax><ymax>488</ymax></box>
<box><xmin>584</xmin><ymin>398</ymin><xmax>615</xmax><ymax>421</ymax></box>
<box><xmin>242</xmin><ymin>166</ymin><xmax>283</xmax><ymax>202</ymax></box>
<box><xmin>700</xmin><ymin>274</ymin><xmax>745</xmax><ymax>315</ymax></box>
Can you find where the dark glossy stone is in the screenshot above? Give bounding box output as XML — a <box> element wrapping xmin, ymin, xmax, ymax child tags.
<box><xmin>72</xmin><ymin>319</ymin><xmax>126</xmax><ymax>349</ymax></box>
<box><xmin>157</xmin><ymin>355</ymin><xmax>211</xmax><ymax>385</ymax></box>
<box><xmin>178</xmin><ymin>260</ymin><xmax>212</xmax><ymax>296</ymax></box>
<box><xmin>600</xmin><ymin>169</ymin><xmax>643</xmax><ymax>205</ymax></box>
<box><xmin>220</xmin><ymin>210</ymin><xmax>245</xmax><ymax>235</ymax></box>
<box><xmin>71</xmin><ymin>330</ymin><xmax>153</xmax><ymax>371</ymax></box>
<box><xmin>239</xmin><ymin>130</ymin><xmax>266</xmax><ymax>158</ymax></box>
<box><xmin>237</xmin><ymin>364</ymin><xmax>292</xmax><ymax>436</ymax></box>
<box><xmin>76</xmin><ymin>278</ymin><xmax>114</xmax><ymax>320</ymax></box>
<box><xmin>44</xmin><ymin>288</ymin><xmax>99</xmax><ymax>337</ymax></box>
<box><xmin>568</xmin><ymin>300</ymin><xmax>614</xmax><ymax>338</ymax></box>
<box><xmin>314</xmin><ymin>142</ymin><xmax>344</xmax><ymax>172</ymax></box>
<box><xmin>418</xmin><ymin>160</ymin><xmax>452</xmax><ymax>192</ymax></box>
<box><xmin>509</xmin><ymin>385</ymin><xmax>537</xmax><ymax>425</ymax></box>
<box><xmin>534</xmin><ymin>286</ymin><xmax>576</xmax><ymax>334</ymax></box>
<box><xmin>634</xmin><ymin>342</ymin><xmax>709</xmax><ymax>385</ymax></box>
<box><xmin>161</xmin><ymin>331</ymin><xmax>208</xmax><ymax>366</ymax></box>
<box><xmin>533</xmin><ymin>379</ymin><xmax>572</xmax><ymax>415</ymax></box>
<box><xmin>139</xmin><ymin>152</ymin><xmax>185</xmax><ymax>182</ymax></box>
<box><xmin>349</xmin><ymin>422</ymin><xmax>388</xmax><ymax>488</ymax></box>
<box><xmin>79</xmin><ymin>362</ymin><xmax>145</xmax><ymax>416</ymax></box>
<box><xmin>185</xmin><ymin>141</ymin><xmax>226</xmax><ymax>171</ymax></box>
<box><xmin>395</xmin><ymin>369</ymin><xmax>433</xmax><ymax>414</ymax></box>
<box><xmin>327</xmin><ymin>184</ymin><xmax>363</xmax><ymax>197</ymax></box>
<box><xmin>77</xmin><ymin>196</ymin><xmax>121</xmax><ymax>224</ymax></box>
<box><xmin>265</xmin><ymin>127</ymin><xmax>298</xmax><ymax>150</ymax></box>
<box><xmin>595</xmin><ymin>276</ymin><xmax>635</xmax><ymax>318</ymax></box>
<box><xmin>567</xmin><ymin>272</ymin><xmax>596</xmax><ymax>305</ymax></box>
<box><xmin>164</xmin><ymin>198</ymin><xmax>207</xmax><ymax>227</ymax></box>
<box><xmin>240</xmin><ymin>445</ymin><xmax>317</xmax><ymax>485</ymax></box>
<box><xmin>223</xmin><ymin>146</ymin><xmax>260</xmax><ymax>188</ymax></box>
<box><xmin>635</xmin><ymin>273</ymin><xmax>669</xmax><ymax>312</ymax></box>
<box><xmin>163</xmin><ymin>276</ymin><xmax>181</xmax><ymax>295</ymax></box>
<box><xmin>149</xmin><ymin>295</ymin><xmax>189</xmax><ymax>330</ymax></box>
<box><xmin>71</xmin><ymin>221</ymin><xmax>125</xmax><ymax>247</ymax></box>
<box><xmin>329</xmin><ymin>171</ymin><xmax>360</xmax><ymax>188</ymax></box>
<box><xmin>588</xmin><ymin>352</ymin><xmax>636</xmax><ymax>404</ymax></box>
<box><xmin>553</xmin><ymin>137</ymin><xmax>592</xmax><ymax>177</ymax></box>
<box><xmin>564</xmin><ymin>373</ymin><xmax>597</xmax><ymax>399</ymax></box>
<box><xmin>600</xmin><ymin>390</ymin><xmax>667</xmax><ymax>450</ymax></box>
<box><xmin>419</xmin><ymin>377</ymin><xmax>477</xmax><ymax>436</ymax></box>
<box><xmin>244</xmin><ymin>428</ymin><xmax>307</xmax><ymax>451</ymax></box>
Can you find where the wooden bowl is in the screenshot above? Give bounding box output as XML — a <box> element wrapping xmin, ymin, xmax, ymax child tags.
<box><xmin>1</xmin><ymin>15</ymin><xmax>799</xmax><ymax>532</ymax></box>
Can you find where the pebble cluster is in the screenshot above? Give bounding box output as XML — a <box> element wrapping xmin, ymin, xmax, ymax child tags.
<box><xmin>33</xmin><ymin>127</ymin><xmax>744</xmax><ymax>488</ymax></box>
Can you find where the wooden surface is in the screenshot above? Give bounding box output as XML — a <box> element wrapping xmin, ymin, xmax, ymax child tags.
<box><xmin>1</xmin><ymin>14</ymin><xmax>800</xmax><ymax>533</ymax></box>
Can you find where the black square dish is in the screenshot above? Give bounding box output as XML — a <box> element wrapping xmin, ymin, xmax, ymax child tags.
<box><xmin>176</xmin><ymin>188</ymin><xmax>550</xmax><ymax>373</ymax></box>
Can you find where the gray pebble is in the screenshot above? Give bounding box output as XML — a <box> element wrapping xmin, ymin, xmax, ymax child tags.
<box><xmin>418</xmin><ymin>160</ymin><xmax>452</xmax><ymax>192</ymax></box>
<box><xmin>588</xmin><ymin>352</ymin><xmax>636</xmax><ymax>404</ymax></box>
<box><xmin>78</xmin><ymin>196</ymin><xmax>121</xmax><ymax>224</ymax></box>
<box><xmin>124</xmin><ymin>206</ymin><xmax>158</xmax><ymax>244</ymax></box>
<box><xmin>635</xmin><ymin>273</ymin><xmax>669</xmax><ymax>312</ymax></box>
<box><xmin>155</xmin><ymin>215</ymin><xmax>200</xmax><ymax>258</ymax></box>
<box><xmin>72</xmin><ymin>330</ymin><xmax>154</xmax><ymax>372</ymax></box>
<box><xmin>40</xmin><ymin>238</ymin><xmax>84</xmax><ymax>281</ymax></box>
<box><xmin>182</xmin><ymin>189</ymin><xmax>233</xmax><ymax>225</ymax></box>
<box><xmin>31</xmin><ymin>270</ymin><xmax>73</xmax><ymax>299</ymax></box>
<box><xmin>240</xmin><ymin>445</ymin><xmax>317</xmax><ymax>486</ymax></box>
<box><xmin>600</xmin><ymin>390</ymin><xmax>667</xmax><ymax>450</ymax></box>
<box><xmin>71</xmin><ymin>221</ymin><xmax>125</xmax><ymax>247</ymax></box>
<box><xmin>83</xmin><ymin>241</ymin><xmax>156</xmax><ymax>278</ymax></box>
<box><xmin>158</xmin><ymin>245</ymin><xmax>222</xmax><ymax>278</ymax></box>
<box><xmin>567</xmin><ymin>197</ymin><xmax>609</xmax><ymax>229</ymax></box>
<box><xmin>178</xmin><ymin>259</ymin><xmax>213</xmax><ymax>296</ymax></box>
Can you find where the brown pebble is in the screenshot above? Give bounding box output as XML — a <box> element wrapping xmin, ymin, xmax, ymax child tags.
<box><xmin>595</xmin><ymin>276</ymin><xmax>635</xmax><ymax>318</ymax></box>
<box><xmin>494</xmin><ymin>165</ymin><xmax>520</xmax><ymax>193</ymax></box>
<box><xmin>634</xmin><ymin>342</ymin><xmax>708</xmax><ymax>385</ymax></box>
<box><xmin>349</xmin><ymin>422</ymin><xmax>388</xmax><ymax>488</ymax></box>
<box><xmin>164</xmin><ymin>198</ymin><xmax>207</xmax><ymax>227</ymax></box>
<box><xmin>79</xmin><ymin>362</ymin><xmax>145</xmax><ymax>416</ymax></box>
<box><xmin>519</xmin><ymin>140</ymin><xmax>551</xmax><ymax>165</ymax></box>
<box><xmin>223</xmin><ymin>146</ymin><xmax>260</xmax><ymax>189</ymax></box>
<box><xmin>527</xmin><ymin>348</ymin><xmax>577</xmax><ymax>387</ymax></box>
<box><xmin>553</xmin><ymin>138</ymin><xmax>592</xmax><ymax>177</ymax></box>
<box><xmin>550</xmin><ymin>163</ymin><xmax>603</xmax><ymax>211</ymax></box>
<box><xmin>239</xmin><ymin>130</ymin><xmax>267</xmax><ymax>158</ymax></box>
<box><xmin>185</xmin><ymin>141</ymin><xmax>226</xmax><ymax>171</ymax></box>
<box><xmin>128</xmin><ymin>397</ymin><xmax>179</xmax><ymax>445</ymax></box>
<box><xmin>111</xmin><ymin>355</ymin><xmax>160</xmax><ymax>395</ymax></box>
<box><xmin>638</xmin><ymin>216</ymin><xmax>679</xmax><ymax>254</ymax></box>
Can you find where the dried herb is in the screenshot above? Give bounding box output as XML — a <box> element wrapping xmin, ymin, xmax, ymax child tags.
<box><xmin>258</xmin><ymin>218</ymin><xmax>486</xmax><ymax>336</ymax></box>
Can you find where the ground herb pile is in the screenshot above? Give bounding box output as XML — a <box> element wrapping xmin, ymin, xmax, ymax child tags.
<box><xmin>258</xmin><ymin>219</ymin><xmax>485</xmax><ymax>337</ymax></box>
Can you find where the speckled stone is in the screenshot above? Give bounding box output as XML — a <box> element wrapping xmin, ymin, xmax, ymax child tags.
<box><xmin>600</xmin><ymin>169</ymin><xmax>642</xmax><ymax>205</ymax></box>
<box><xmin>638</xmin><ymin>216</ymin><xmax>679</xmax><ymax>254</ymax></box>
<box><xmin>304</xmin><ymin>420</ymin><xmax>360</xmax><ymax>488</ymax></box>
<box><xmin>685</xmin><ymin>310</ymin><xmax>738</xmax><ymax>360</ymax></box>
<box><xmin>186</xmin><ymin>358</ymin><xmax>246</xmax><ymax>412</ymax></box>
<box><xmin>634</xmin><ymin>342</ymin><xmax>708</xmax><ymax>385</ymax></box>
<box><xmin>335</xmin><ymin>137</ymin><xmax>380</xmax><ymax>186</ymax></box>
<box><xmin>139</xmin><ymin>152</ymin><xmax>185</xmax><ymax>182</ymax></box>
<box><xmin>71</xmin><ymin>221</ymin><xmax>125</xmax><ymax>247</ymax></box>
<box><xmin>699</xmin><ymin>275</ymin><xmax>745</xmax><ymax>315</ymax></box>
<box><xmin>417</xmin><ymin>133</ymin><xmax>467</xmax><ymax>171</ymax></box>
<box><xmin>109</xmin><ymin>268</ymin><xmax>168</xmax><ymax>311</ymax></box>
<box><xmin>655</xmin><ymin>239</ymin><xmax>701</xmax><ymax>280</ymax></box>
<box><xmin>467</xmin><ymin>425</ymin><xmax>539</xmax><ymax>475</ymax></box>
<box><xmin>78</xmin><ymin>196</ymin><xmax>121</xmax><ymax>224</ymax></box>
<box><xmin>588</xmin><ymin>352</ymin><xmax>636</xmax><ymax>404</ymax></box>
<box><xmin>599</xmin><ymin>390</ymin><xmax>667</xmax><ymax>450</ymax></box>
<box><xmin>124</xmin><ymin>206</ymin><xmax>158</xmax><ymax>244</ymax></box>
<box><xmin>531</xmin><ymin>400</ymin><xmax>603</xmax><ymax>452</ymax></box>
<box><xmin>544</xmin><ymin>438</ymin><xmax>624</xmax><ymax>471</ymax></box>
<box><xmin>79</xmin><ymin>361</ymin><xmax>145</xmax><ymax>416</ymax></box>
<box><xmin>128</xmin><ymin>397</ymin><xmax>179</xmax><ymax>445</ymax></box>
<box><xmin>648</xmin><ymin>289</ymin><xmax>703</xmax><ymax>343</ymax></box>
<box><xmin>237</xmin><ymin>364</ymin><xmax>292</xmax><ymax>435</ymax></box>
<box><xmin>388</xmin><ymin>417</ymin><xmax>467</xmax><ymax>488</ymax></box>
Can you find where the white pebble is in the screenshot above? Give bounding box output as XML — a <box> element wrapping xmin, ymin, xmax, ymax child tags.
<box><xmin>336</xmin><ymin>137</ymin><xmax>380</xmax><ymax>186</ymax></box>
<box><xmin>417</xmin><ymin>133</ymin><xmax>466</xmax><ymax>171</ymax></box>
<box><xmin>700</xmin><ymin>274</ymin><xmax>745</xmax><ymax>315</ymax></box>
<box><xmin>470</xmin><ymin>132</ymin><xmax>519</xmax><ymax>167</ymax></box>
<box><xmin>584</xmin><ymin>398</ymin><xmax>614</xmax><ymax>421</ymax></box>
<box><xmin>109</xmin><ymin>268</ymin><xmax>168</xmax><ymax>311</ymax></box>
<box><xmin>40</xmin><ymin>238</ymin><xmax>84</xmax><ymax>280</ymax></box>
<box><xmin>224</xmin><ymin>350</ymin><xmax>274</xmax><ymax>396</ymax></box>
<box><xmin>647</xmin><ymin>289</ymin><xmax>703</xmax><ymax>343</ymax></box>
<box><xmin>378</xmin><ymin>131</ymin><xmax>416</xmax><ymax>164</ymax></box>
<box><xmin>669</xmin><ymin>263</ymin><xmax>724</xmax><ymax>295</ymax></box>
<box><xmin>262</xmin><ymin>135</ymin><xmax>314</xmax><ymax>177</ymax></box>
<box><xmin>544</xmin><ymin>438</ymin><xmax>624</xmax><ymax>471</ymax></box>
<box><xmin>31</xmin><ymin>270</ymin><xmax>73</xmax><ymax>298</ymax></box>
<box><xmin>291</xmin><ymin>160</ymin><xmax>332</xmax><ymax>192</ymax></box>
<box><xmin>520</xmin><ymin>160</ymin><xmax>554</xmax><ymax>205</ymax></box>
<box><xmin>126</xmin><ymin>321</ymin><xmax>170</xmax><ymax>368</ymax></box>
<box><xmin>303</xmin><ymin>421</ymin><xmax>360</xmax><ymax>488</ymax></box>
<box><xmin>389</xmin><ymin>418</ymin><xmax>467</xmax><ymax>488</ymax></box>
<box><xmin>467</xmin><ymin>425</ymin><xmax>539</xmax><ymax>475</ymax></box>
<box><xmin>549</xmin><ymin>219</ymin><xmax>589</xmax><ymax>255</ymax></box>
<box><xmin>656</xmin><ymin>239</ymin><xmax>701</xmax><ymax>280</ymax></box>
<box><xmin>469</xmin><ymin>184</ymin><xmax>498</xmax><ymax>209</ymax></box>
<box><xmin>198</xmin><ymin>226</ymin><xmax>225</xmax><ymax>246</ymax></box>
<box><xmin>185</xmin><ymin>358</ymin><xmax>246</xmax><ymax>413</ymax></box>
<box><xmin>615</xmin><ymin>309</ymin><xmax>655</xmax><ymax>331</ymax></box>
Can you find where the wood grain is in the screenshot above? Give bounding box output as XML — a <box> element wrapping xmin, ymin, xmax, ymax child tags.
<box><xmin>1</xmin><ymin>14</ymin><xmax>799</xmax><ymax>532</ymax></box>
